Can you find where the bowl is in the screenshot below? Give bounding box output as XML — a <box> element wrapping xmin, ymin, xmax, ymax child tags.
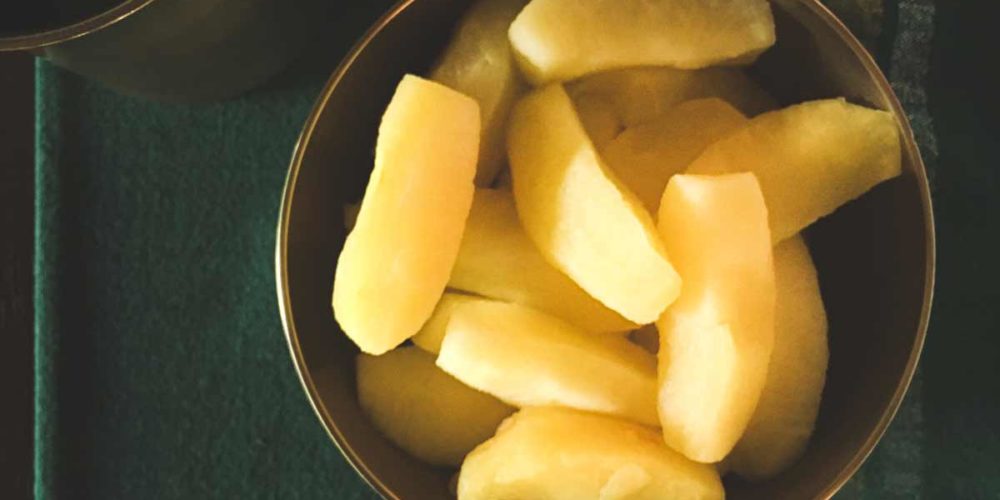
<box><xmin>0</xmin><ymin>0</ymin><xmax>320</xmax><ymax>101</ymax></box>
<box><xmin>275</xmin><ymin>0</ymin><xmax>935</xmax><ymax>497</ymax></box>
<box><xmin>0</xmin><ymin>0</ymin><xmax>152</xmax><ymax>51</ymax></box>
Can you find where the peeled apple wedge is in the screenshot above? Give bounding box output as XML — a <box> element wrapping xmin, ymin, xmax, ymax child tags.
<box><xmin>412</xmin><ymin>293</ymin><xmax>493</xmax><ymax>354</ymax></box>
<box><xmin>730</xmin><ymin>235</ymin><xmax>829</xmax><ymax>480</ymax></box>
<box><xmin>569</xmin><ymin>66</ymin><xmax>777</xmax><ymax>128</ymax></box>
<box><xmin>507</xmin><ymin>84</ymin><xmax>680</xmax><ymax>324</ymax></box>
<box><xmin>656</xmin><ymin>173</ymin><xmax>776</xmax><ymax>463</ymax></box>
<box><xmin>332</xmin><ymin>75</ymin><xmax>479</xmax><ymax>354</ymax></box>
<box><xmin>431</xmin><ymin>0</ymin><xmax>528</xmax><ymax>185</ymax></box>
<box><xmin>602</xmin><ymin>98</ymin><xmax>749</xmax><ymax>214</ymax></box>
<box><xmin>686</xmin><ymin>98</ymin><xmax>902</xmax><ymax>243</ymax></box>
<box><xmin>357</xmin><ymin>347</ymin><xmax>514</xmax><ymax>467</ymax></box>
<box><xmin>508</xmin><ymin>0</ymin><xmax>776</xmax><ymax>84</ymax></box>
<box><xmin>458</xmin><ymin>407</ymin><xmax>725</xmax><ymax>500</ymax></box>
<box><xmin>449</xmin><ymin>189</ymin><xmax>636</xmax><ymax>333</ymax></box>
<box><xmin>437</xmin><ymin>299</ymin><xmax>659</xmax><ymax>426</ymax></box>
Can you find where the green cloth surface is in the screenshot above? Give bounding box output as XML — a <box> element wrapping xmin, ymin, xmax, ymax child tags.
<box><xmin>32</xmin><ymin>65</ymin><xmax>375</xmax><ymax>498</ymax></box>
<box><xmin>34</xmin><ymin>1</ymin><xmax>998</xmax><ymax>498</ymax></box>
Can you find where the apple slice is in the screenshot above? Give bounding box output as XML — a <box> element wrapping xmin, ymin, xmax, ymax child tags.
<box><xmin>656</xmin><ymin>173</ymin><xmax>776</xmax><ymax>463</ymax></box>
<box><xmin>686</xmin><ymin>98</ymin><xmax>902</xmax><ymax>243</ymax></box>
<box><xmin>569</xmin><ymin>66</ymin><xmax>777</xmax><ymax>128</ymax></box>
<box><xmin>357</xmin><ymin>347</ymin><xmax>514</xmax><ymax>467</ymax></box>
<box><xmin>431</xmin><ymin>0</ymin><xmax>528</xmax><ymax>186</ymax></box>
<box><xmin>437</xmin><ymin>299</ymin><xmax>659</xmax><ymax>426</ymax></box>
<box><xmin>730</xmin><ymin>235</ymin><xmax>829</xmax><ymax>479</ymax></box>
<box><xmin>449</xmin><ymin>189</ymin><xmax>636</xmax><ymax>333</ymax></box>
<box><xmin>602</xmin><ymin>98</ymin><xmax>749</xmax><ymax>214</ymax></box>
<box><xmin>458</xmin><ymin>407</ymin><xmax>724</xmax><ymax>500</ymax></box>
<box><xmin>508</xmin><ymin>0</ymin><xmax>775</xmax><ymax>84</ymax></box>
<box><xmin>507</xmin><ymin>84</ymin><xmax>680</xmax><ymax>324</ymax></box>
<box><xmin>411</xmin><ymin>293</ymin><xmax>492</xmax><ymax>354</ymax></box>
<box><xmin>332</xmin><ymin>75</ymin><xmax>479</xmax><ymax>354</ymax></box>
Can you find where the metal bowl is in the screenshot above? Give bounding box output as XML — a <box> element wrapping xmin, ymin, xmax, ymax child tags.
<box><xmin>0</xmin><ymin>0</ymin><xmax>319</xmax><ymax>101</ymax></box>
<box><xmin>0</xmin><ymin>0</ymin><xmax>152</xmax><ymax>51</ymax></box>
<box><xmin>276</xmin><ymin>1</ymin><xmax>935</xmax><ymax>497</ymax></box>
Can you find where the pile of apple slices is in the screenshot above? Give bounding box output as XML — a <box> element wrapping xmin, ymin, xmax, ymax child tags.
<box><xmin>333</xmin><ymin>0</ymin><xmax>902</xmax><ymax>498</ymax></box>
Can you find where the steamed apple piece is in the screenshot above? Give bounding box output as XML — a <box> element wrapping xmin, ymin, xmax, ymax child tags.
<box><xmin>656</xmin><ymin>173</ymin><xmax>776</xmax><ymax>463</ymax></box>
<box><xmin>730</xmin><ymin>235</ymin><xmax>829</xmax><ymax>480</ymax></box>
<box><xmin>458</xmin><ymin>407</ymin><xmax>724</xmax><ymax>500</ymax></box>
<box><xmin>332</xmin><ymin>75</ymin><xmax>479</xmax><ymax>354</ymax></box>
<box><xmin>437</xmin><ymin>299</ymin><xmax>659</xmax><ymax>426</ymax></box>
<box><xmin>602</xmin><ymin>98</ymin><xmax>749</xmax><ymax>214</ymax></box>
<box><xmin>569</xmin><ymin>66</ymin><xmax>777</xmax><ymax>128</ymax></box>
<box><xmin>507</xmin><ymin>84</ymin><xmax>680</xmax><ymax>324</ymax></box>
<box><xmin>357</xmin><ymin>347</ymin><xmax>514</xmax><ymax>467</ymax></box>
<box><xmin>687</xmin><ymin>98</ymin><xmax>903</xmax><ymax>243</ymax></box>
<box><xmin>412</xmin><ymin>293</ymin><xmax>493</xmax><ymax>353</ymax></box>
<box><xmin>431</xmin><ymin>0</ymin><xmax>528</xmax><ymax>186</ymax></box>
<box><xmin>508</xmin><ymin>0</ymin><xmax>775</xmax><ymax>84</ymax></box>
<box><xmin>449</xmin><ymin>189</ymin><xmax>636</xmax><ymax>333</ymax></box>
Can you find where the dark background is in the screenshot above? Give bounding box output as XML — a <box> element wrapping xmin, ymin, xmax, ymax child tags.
<box><xmin>918</xmin><ymin>0</ymin><xmax>1000</xmax><ymax>495</ymax></box>
<box><xmin>0</xmin><ymin>52</ymin><xmax>34</xmax><ymax>500</ymax></box>
<box><xmin>1</xmin><ymin>1</ymin><xmax>997</xmax><ymax>498</ymax></box>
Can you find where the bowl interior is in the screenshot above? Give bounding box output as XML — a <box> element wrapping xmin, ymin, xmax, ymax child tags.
<box><xmin>278</xmin><ymin>0</ymin><xmax>932</xmax><ymax>498</ymax></box>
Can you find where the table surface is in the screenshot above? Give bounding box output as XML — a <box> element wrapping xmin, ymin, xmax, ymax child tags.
<box><xmin>3</xmin><ymin>1</ymin><xmax>1000</xmax><ymax>499</ymax></box>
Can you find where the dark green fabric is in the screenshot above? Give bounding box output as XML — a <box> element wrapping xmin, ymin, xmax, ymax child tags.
<box><xmin>34</xmin><ymin>1</ymin><xmax>998</xmax><ymax>498</ymax></box>
<box><xmin>33</xmin><ymin>4</ymin><xmax>392</xmax><ymax>498</ymax></box>
<box><xmin>32</xmin><ymin>67</ymin><xmax>376</xmax><ymax>498</ymax></box>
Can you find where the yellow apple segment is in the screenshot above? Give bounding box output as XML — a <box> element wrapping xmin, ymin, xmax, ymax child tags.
<box><xmin>357</xmin><ymin>347</ymin><xmax>514</xmax><ymax>467</ymax></box>
<box><xmin>602</xmin><ymin>98</ymin><xmax>749</xmax><ymax>214</ymax></box>
<box><xmin>412</xmin><ymin>293</ymin><xmax>493</xmax><ymax>354</ymax></box>
<box><xmin>332</xmin><ymin>75</ymin><xmax>479</xmax><ymax>355</ymax></box>
<box><xmin>431</xmin><ymin>0</ymin><xmax>528</xmax><ymax>186</ymax></box>
<box><xmin>569</xmin><ymin>66</ymin><xmax>777</xmax><ymax>128</ymax></box>
<box><xmin>730</xmin><ymin>235</ymin><xmax>829</xmax><ymax>480</ymax></box>
<box><xmin>508</xmin><ymin>0</ymin><xmax>775</xmax><ymax>84</ymax></box>
<box><xmin>458</xmin><ymin>407</ymin><xmax>724</xmax><ymax>500</ymax></box>
<box><xmin>449</xmin><ymin>189</ymin><xmax>636</xmax><ymax>333</ymax></box>
<box><xmin>686</xmin><ymin>98</ymin><xmax>902</xmax><ymax>243</ymax></box>
<box><xmin>437</xmin><ymin>299</ymin><xmax>659</xmax><ymax>426</ymax></box>
<box><xmin>656</xmin><ymin>173</ymin><xmax>776</xmax><ymax>463</ymax></box>
<box><xmin>507</xmin><ymin>84</ymin><xmax>680</xmax><ymax>324</ymax></box>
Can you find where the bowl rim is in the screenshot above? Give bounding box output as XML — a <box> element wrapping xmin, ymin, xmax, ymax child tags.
<box><xmin>0</xmin><ymin>0</ymin><xmax>156</xmax><ymax>51</ymax></box>
<box><xmin>274</xmin><ymin>1</ymin><xmax>936</xmax><ymax>498</ymax></box>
